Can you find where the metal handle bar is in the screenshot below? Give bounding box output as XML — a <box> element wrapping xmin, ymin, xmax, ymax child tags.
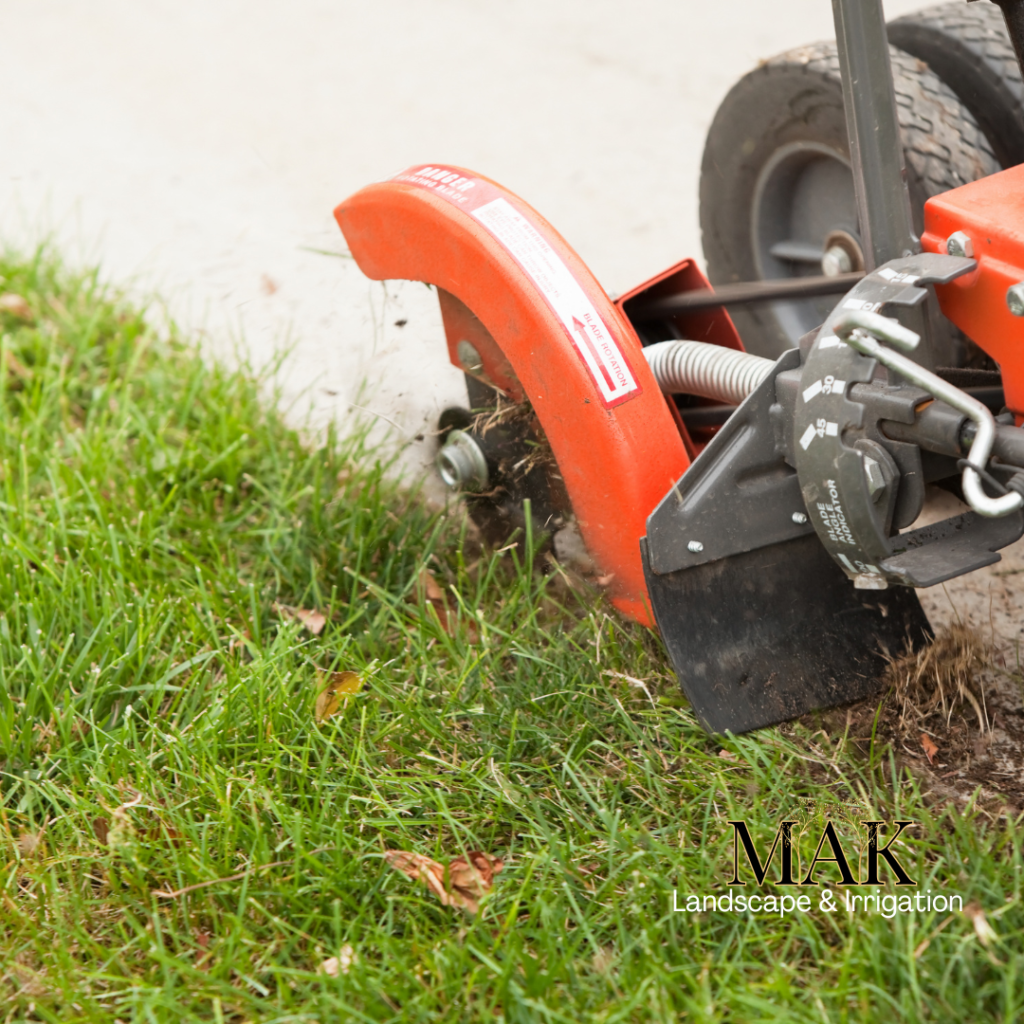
<box><xmin>832</xmin><ymin>310</ymin><xmax>1023</xmax><ymax>518</ymax></box>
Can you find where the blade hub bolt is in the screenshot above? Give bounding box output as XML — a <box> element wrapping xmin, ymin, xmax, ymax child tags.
<box><xmin>687</xmin><ymin>540</ymin><xmax>704</xmax><ymax>553</ymax></box>
<box><xmin>1007</xmin><ymin>282</ymin><xmax>1024</xmax><ymax>317</ymax></box>
<box><xmin>436</xmin><ymin>430</ymin><xmax>489</xmax><ymax>492</ymax></box>
<box><xmin>945</xmin><ymin>231</ymin><xmax>974</xmax><ymax>258</ymax></box>
<box><xmin>863</xmin><ymin>456</ymin><xmax>886</xmax><ymax>502</ymax></box>
<box><xmin>792</xmin><ymin>511</ymin><xmax>808</xmax><ymax>524</ymax></box>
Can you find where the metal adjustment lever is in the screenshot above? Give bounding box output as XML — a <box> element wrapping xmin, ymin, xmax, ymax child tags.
<box><xmin>833</xmin><ymin>310</ymin><xmax>1024</xmax><ymax>519</ymax></box>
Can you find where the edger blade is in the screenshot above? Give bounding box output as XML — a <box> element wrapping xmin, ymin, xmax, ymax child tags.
<box><xmin>641</xmin><ymin>534</ymin><xmax>931</xmax><ymax>735</ymax></box>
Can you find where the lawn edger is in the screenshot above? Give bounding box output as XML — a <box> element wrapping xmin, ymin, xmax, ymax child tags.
<box><xmin>334</xmin><ymin>0</ymin><xmax>1024</xmax><ymax>736</ymax></box>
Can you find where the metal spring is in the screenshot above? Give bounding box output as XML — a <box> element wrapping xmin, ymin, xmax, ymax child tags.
<box><xmin>642</xmin><ymin>340</ymin><xmax>774</xmax><ymax>405</ymax></box>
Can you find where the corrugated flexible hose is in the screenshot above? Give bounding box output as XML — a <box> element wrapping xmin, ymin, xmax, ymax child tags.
<box><xmin>642</xmin><ymin>340</ymin><xmax>774</xmax><ymax>405</ymax></box>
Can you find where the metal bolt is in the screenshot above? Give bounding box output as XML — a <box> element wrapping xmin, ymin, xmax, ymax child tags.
<box><xmin>687</xmin><ymin>540</ymin><xmax>704</xmax><ymax>553</ymax></box>
<box><xmin>821</xmin><ymin>245</ymin><xmax>853</xmax><ymax>278</ymax></box>
<box><xmin>863</xmin><ymin>455</ymin><xmax>886</xmax><ymax>502</ymax></box>
<box><xmin>436</xmin><ymin>430</ymin><xmax>489</xmax><ymax>492</ymax></box>
<box><xmin>791</xmin><ymin>511</ymin><xmax>808</xmax><ymax>525</ymax></box>
<box><xmin>945</xmin><ymin>231</ymin><xmax>974</xmax><ymax>258</ymax></box>
<box><xmin>1007</xmin><ymin>281</ymin><xmax>1024</xmax><ymax>317</ymax></box>
<box><xmin>456</xmin><ymin>339</ymin><xmax>484</xmax><ymax>374</ymax></box>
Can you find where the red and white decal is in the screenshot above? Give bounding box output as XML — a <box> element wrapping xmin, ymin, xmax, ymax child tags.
<box><xmin>392</xmin><ymin>165</ymin><xmax>641</xmax><ymax>408</ymax></box>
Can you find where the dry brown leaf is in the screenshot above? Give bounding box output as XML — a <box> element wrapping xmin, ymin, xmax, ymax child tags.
<box><xmin>315</xmin><ymin>671</ymin><xmax>363</xmax><ymax>722</ymax></box>
<box><xmin>414</xmin><ymin>568</ymin><xmax>478</xmax><ymax>642</ymax></box>
<box><xmin>447</xmin><ymin>850</ymin><xmax>504</xmax><ymax>912</ymax></box>
<box><xmin>273</xmin><ymin>602</ymin><xmax>327</xmax><ymax>635</ymax></box>
<box><xmin>417</xmin><ymin>569</ymin><xmax>451</xmax><ymax>634</ymax></box>
<box><xmin>319</xmin><ymin>943</ymin><xmax>355</xmax><ymax>977</ymax></box>
<box><xmin>0</xmin><ymin>293</ymin><xmax>31</xmax><ymax>319</ymax></box>
<box><xmin>15</xmin><ymin>829</ymin><xmax>46</xmax><ymax>859</ymax></box>
<box><xmin>384</xmin><ymin>848</ymin><xmax>503</xmax><ymax>915</ymax></box>
<box><xmin>385</xmin><ymin>850</ymin><xmax>450</xmax><ymax>905</ymax></box>
<box><xmin>920</xmin><ymin>732</ymin><xmax>939</xmax><ymax>765</ymax></box>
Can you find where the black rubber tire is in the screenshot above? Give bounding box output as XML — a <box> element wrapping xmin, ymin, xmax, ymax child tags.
<box><xmin>699</xmin><ymin>42</ymin><xmax>998</xmax><ymax>361</ymax></box>
<box><xmin>888</xmin><ymin>1</ymin><xmax>1024</xmax><ymax>169</ymax></box>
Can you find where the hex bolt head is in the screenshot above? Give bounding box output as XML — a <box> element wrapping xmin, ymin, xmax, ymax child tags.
<box><xmin>1007</xmin><ymin>282</ymin><xmax>1024</xmax><ymax>317</ymax></box>
<box><xmin>821</xmin><ymin>245</ymin><xmax>853</xmax><ymax>278</ymax></box>
<box><xmin>945</xmin><ymin>231</ymin><xmax>974</xmax><ymax>258</ymax></box>
<box><xmin>456</xmin><ymin>339</ymin><xmax>484</xmax><ymax>374</ymax></box>
<box><xmin>792</xmin><ymin>511</ymin><xmax>808</xmax><ymax>525</ymax></box>
<box><xmin>863</xmin><ymin>456</ymin><xmax>886</xmax><ymax>502</ymax></box>
<box><xmin>687</xmin><ymin>540</ymin><xmax>704</xmax><ymax>553</ymax></box>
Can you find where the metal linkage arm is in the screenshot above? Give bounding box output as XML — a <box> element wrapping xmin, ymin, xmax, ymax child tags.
<box><xmin>833</xmin><ymin>310</ymin><xmax>1023</xmax><ymax>518</ymax></box>
<box><xmin>831</xmin><ymin>0</ymin><xmax>918</xmax><ymax>270</ymax></box>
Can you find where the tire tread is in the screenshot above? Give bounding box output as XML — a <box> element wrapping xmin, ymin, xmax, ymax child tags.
<box><xmin>699</xmin><ymin>35</ymin><xmax>997</xmax><ymax>359</ymax></box>
<box><xmin>888</xmin><ymin>2</ymin><xmax>1024</xmax><ymax>167</ymax></box>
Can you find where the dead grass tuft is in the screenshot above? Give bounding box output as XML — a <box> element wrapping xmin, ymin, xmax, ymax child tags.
<box><xmin>885</xmin><ymin>624</ymin><xmax>992</xmax><ymax>736</ymax></box>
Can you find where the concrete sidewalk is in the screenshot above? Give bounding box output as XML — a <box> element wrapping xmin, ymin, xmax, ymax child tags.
<box><xmin>1</xmin><ymin>0</ymin><xmax>926</xmax><ymax>483</ymax></box>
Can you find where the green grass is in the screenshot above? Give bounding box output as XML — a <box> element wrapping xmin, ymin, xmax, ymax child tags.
<box><xmin>0</xmin><ymin>248</ymin><xmax>1021</xmax><ymax>1023</ymax></box>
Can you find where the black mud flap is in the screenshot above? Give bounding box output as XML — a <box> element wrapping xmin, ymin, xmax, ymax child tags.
<box><xmin>640</xmin><ymin>534</ymin><xmax>931</xmax><ymax>736</ymax></box>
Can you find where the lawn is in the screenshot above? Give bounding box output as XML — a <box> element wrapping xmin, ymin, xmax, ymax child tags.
<box><xmin>0</xmin><ymin>249</ymin><xmax>1021</xmax><ymax>1023</ymax></box>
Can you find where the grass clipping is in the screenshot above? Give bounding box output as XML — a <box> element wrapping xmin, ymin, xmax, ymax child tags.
<box><xmin>885</xmin><ymin>624</ymin><xmax>992</xmax><ymax>737</ymax></box>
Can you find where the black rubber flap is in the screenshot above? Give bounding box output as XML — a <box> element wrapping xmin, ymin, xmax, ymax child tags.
<box><xmin>641</xmin><ymin>534</ymin><xmax>931</xmax><ymax>735</ymax></box>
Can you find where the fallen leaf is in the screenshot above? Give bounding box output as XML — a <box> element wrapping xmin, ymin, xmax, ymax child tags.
<box><xmin>414</xmin><ymin>568</ymin><xmax>478</xmax><ymax>642</ymax></box>
<box><xmin>15</xmin><ymin>829</ymin><xmax>46</xmax><ymax>859</ymax></box>
<box><xmin>315</xmin><ymin>671</ymin><xmax>363</xmax><ymax>722</ymax></box>
<box><xmin>447</xmin><ymin>850</ymin><xmax>504</xmax><ymax>913</ymax></box>
<box><xmin>273</xmin><ymin>602</ymin><xmax>327</xmax><ymax>635</ymax></box>
<box><xmin>718</xmin><ymin>749</ymin><xmax>737</xmax><ymax>761</ymax></box>
<box><xmin>93</xmin><ymin>817</ymin><xmax>110</xmax><ymax>845</ymax></box>
<box><xmin>0</xmin><ymin>293</ymin><xmax>31</xmax><ymax>319</ymax></box>
<box><xmin>417</xmin><ymin>568</ymin><xmax>451</xmax><ymax>634</ymax></box>
<box><xmin>384</xmin><ymin>848</ymin><xmax>503</xmax><ymax>915</ymax></box>
<box><xmin>320</xmin><ymin>943</ymin><xmax>355</xmax><ymax>977</ymax></box>
<box><xmin>964</xmin><ymin>902</ymin><xmax>998</xmax><ymax>947</ymax></box>
<box><xmin>920</xmin><ymin>732</ymin><xmax>939</xmax><ymax>765</ymax></box>
<box><xmin>294</xmin><ymin>608</ymin><xmax>327</xmax><ymax>634</ymax></box>
<box><xmin>385</xmin><ymin>850</ymin><xmax>449</xmax><ymax>905</ymax></box>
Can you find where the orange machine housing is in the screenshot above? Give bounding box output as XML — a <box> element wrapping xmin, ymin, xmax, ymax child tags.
<box><xmin>922</xmin><ymin>163</ymin><xmax>1024</xmax><ymax>420</ymax></box>
<box><xmin>336</xmin><ymin>166</ymin><xmax>690</xmax><ymax>622</ymax></box>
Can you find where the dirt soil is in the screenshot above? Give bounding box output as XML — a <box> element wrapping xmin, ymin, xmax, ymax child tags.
<box><xmin>810</xmin><ymin>488</ymin><xmax>1024</xmax><ymax>815</ymax></box>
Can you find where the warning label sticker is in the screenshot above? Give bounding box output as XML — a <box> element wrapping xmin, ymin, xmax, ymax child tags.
<box><xmin>391</xmin><ymin>166</ymin><xmax>640</xmax><ymax>408</ymax></box>
<box><xmin>471</xmin><ymin>198</ymin><xmax>639</xmax><ymax>406</ymax></box>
